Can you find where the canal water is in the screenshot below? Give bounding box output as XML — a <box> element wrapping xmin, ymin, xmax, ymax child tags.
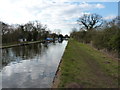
<box><xmin>1</xmin><ymin>40</ymin><xmax>68</xmax><ymax>88</ymax></box>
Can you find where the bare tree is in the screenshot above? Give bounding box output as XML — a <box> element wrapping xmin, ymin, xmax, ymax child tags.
<box><xmin>0</xmin><ymin>22</ymin><xmax>9</xmax><ymax>35</ymax></box>
<box><xmin>77</xmin><ymin>13</ymin><xmax>103</xmax><ymax>31</ymax></box>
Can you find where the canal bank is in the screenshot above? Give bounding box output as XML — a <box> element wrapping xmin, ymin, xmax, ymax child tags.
<box><xmin>53</xmin><ymin>39</ymin><xmax>118</xmax><ymax>88</ymax></box>
<box><xmin>1</xmin><ymin>40</ymin><xmax>45</xmax><ymax>49</ymax></box>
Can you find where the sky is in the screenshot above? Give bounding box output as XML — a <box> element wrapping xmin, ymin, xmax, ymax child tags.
<box><xmin>0</xmin><ymin>0</ymin><xmax>119</xmax><ymax>35</ymax></box>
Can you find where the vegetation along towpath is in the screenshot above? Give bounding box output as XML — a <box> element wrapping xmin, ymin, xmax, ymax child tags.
<box><xmin>53</xmin><ymin>39</ymin><xmax>118</xmax><ymax>88</ymax></box>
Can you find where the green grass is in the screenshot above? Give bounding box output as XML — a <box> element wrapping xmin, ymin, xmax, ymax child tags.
<box><xmin>58</xmin><ymin>39</ymin><xmax>118</xmax><ymax>88</ymax></box>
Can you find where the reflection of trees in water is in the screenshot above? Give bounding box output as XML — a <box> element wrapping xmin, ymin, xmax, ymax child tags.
<box><xmin>2</xmin><ymin>43</ymin><xmax>50</xmax><ymax>68</ymax></box>
<box><xmin>40</xmin><ymin>42</ymin><xmax>57</xmax><ymax>56</ymax></box>
<box><xmin>2</xmin><ymin>48</ymin><xmax>15</xmax><ymax>67</ymax></box>
<box><xmin>0</xmin><ymin>49</ymin><xmax>2</xmax><ymax>70</ymax></box>
<box><xmin>12</xmin><ymin>43</ymin><xmax>42</xmax><ymax>59</ymax></box>
<box><xmin>58</xmin><ymin>39</ymin><xmax>63</xmax><ymax>43</ymax></box>
<box><xmin>40</xmin><ymin>43</ymin><xmax>49</xmax><ymax>56</ymax></box>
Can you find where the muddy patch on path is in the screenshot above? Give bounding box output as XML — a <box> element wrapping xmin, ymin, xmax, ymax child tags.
<box><xmin>65</xmin><ymin>82</ymin><xmax>83</xmax><ymax>88</ymax></box>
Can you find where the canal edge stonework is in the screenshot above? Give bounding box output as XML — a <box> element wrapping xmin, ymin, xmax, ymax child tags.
<box><xmin>52</xmin><ymin>41</ymin><xmax>68</xmax><ymax>88</ymax></box>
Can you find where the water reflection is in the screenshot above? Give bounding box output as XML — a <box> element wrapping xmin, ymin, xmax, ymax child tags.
<box><xmin>2</xmin><ymin>43</ymin><xmax>42</xmax><ymax>67</ymax></box>
<box><xmin>1</xmin><ymin>41</ymin><xmax>68</xmax><ymax>88</ymax></box>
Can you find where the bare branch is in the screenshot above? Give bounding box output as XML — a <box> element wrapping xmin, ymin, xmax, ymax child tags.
<box><xmin>77</xmin><ymin>13</ymin><xmax>103</xmax><ymax>31</ymax></box>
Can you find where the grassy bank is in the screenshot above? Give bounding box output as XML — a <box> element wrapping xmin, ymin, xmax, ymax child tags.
<box><xmin>1</xmin><ymin>40</ymin><xmax>44</xmax><ymax>49</ymax></box>
<box><xmin>56</xmin><ymin>39</ymin><xmax>118</xmax><ymax>88</ymax></box>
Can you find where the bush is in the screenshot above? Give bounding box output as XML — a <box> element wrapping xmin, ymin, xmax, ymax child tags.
<box><xmin>70</xmin><ymin>26</ymin><xmax>120</xmax><ymax>56</ymax></box>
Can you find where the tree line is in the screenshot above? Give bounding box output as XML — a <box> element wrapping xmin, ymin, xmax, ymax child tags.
<box><xmin>71</xmin><ymin>13</ymin><xmax>120</xmax><ymax>58</ymax></box>
<box><xmin>1</xmin><ymin>21</ymin><xmax>69</xmax><ymax>45</ymax></box>
<box><xmin>1</xmin><ymin>21</ymin><xmax>49</xmax><ymax>44</ymax></box>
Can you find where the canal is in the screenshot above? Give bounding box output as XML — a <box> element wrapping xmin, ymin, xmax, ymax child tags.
<box><xmin>1</xmin><ymin>40</ymin><xmax>68</xmax><ymax>88</ymax></box>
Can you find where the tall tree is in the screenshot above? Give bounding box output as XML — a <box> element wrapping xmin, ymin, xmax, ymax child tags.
<box><xmin>77</xmin><ymin>13</ymin><xmax>103</xmax><ymax>31</ymax></box>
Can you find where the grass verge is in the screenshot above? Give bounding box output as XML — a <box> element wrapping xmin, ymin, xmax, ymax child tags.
<box><xmin>57</xmin><ymin>39</ymin><xmax>118</xmax><ymax>88</ymax></box>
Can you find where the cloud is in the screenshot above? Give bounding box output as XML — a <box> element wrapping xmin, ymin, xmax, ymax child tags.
<box><xmin>95</xmin><ymin>4</ymin><xmax>105</xmax><ymax>8</ymax></box>
<box><xmin>0</xmin><ymin>0</ymin><xmax>107</xmax><ymax>34</ymax></box>
<box><xmin>103</xmin><ymin>15</ymin><xmax>116</xmax><ymax>20</ymax></box>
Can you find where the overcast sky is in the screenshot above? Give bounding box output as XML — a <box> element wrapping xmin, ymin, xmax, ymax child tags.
<box><xmin>0</xmin><ymin>0</ymin><xmax>119</xmax><ymax>35</ymax></box>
